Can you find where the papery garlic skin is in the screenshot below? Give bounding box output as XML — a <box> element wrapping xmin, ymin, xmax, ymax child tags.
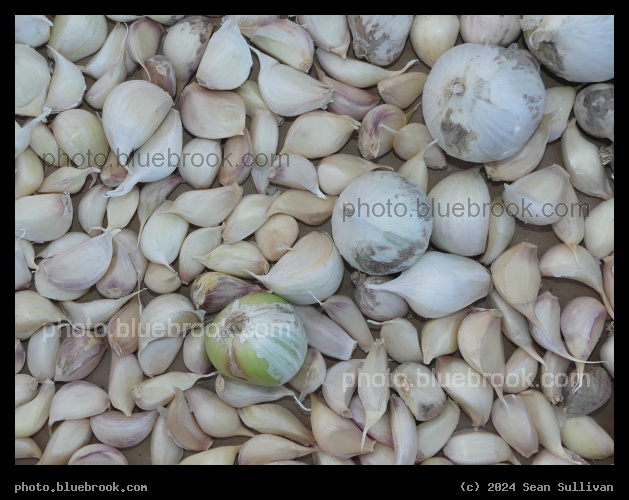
<box><xmin>523</xmin><ymin>15</ymin><xmax>614</xmax><ymax>83</ymax></box>
<box><xmin>332</xmin><ymin>171</ymin><xmax>432</xmax><ymax>275</ymax></box>
<box><xmin>460</xmin><ymin>16</ymin><xmax>521</xmax><ymax>46</ymax></box>
<box><xmin>410</xmin><ymin>15</ymin><xmax>460</xmax><ymax>68</ymax></box>
<box><xmin>422</xmin><ymin>43</ymin><xmax>545</xmax><ymax>163</ymax></box>
<box><xmin>348</xmin><ymin>15</ymin><xmax>413</xmax><ymax>67</ymax></box>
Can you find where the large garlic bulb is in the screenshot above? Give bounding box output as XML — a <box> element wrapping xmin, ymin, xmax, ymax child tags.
<box><xmin>204</xmin><ymin>293</ymin><xmax>308</xmax><ymax>387</ymax></box>
<box><xmin>422</xmin><ymin>43</ymin><xmax>545</xmax><ymax>163</ymax></box>
<box><xmin>522</xmin><ymin>15</ymin><xmax>614</xmax><ymax>83</ymax></box>
<box><xmin>331</xmin><ymin>171</ymin><xmax>433</xmax><ymax>275</ymax></box>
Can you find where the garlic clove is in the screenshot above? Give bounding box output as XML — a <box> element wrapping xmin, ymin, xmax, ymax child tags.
<box><xmin>316</xmin><ymin>47</ymin><xmax>417</xmax><ymax>88</ymax></box>
<box><xmin>264</xmin><ymin>189</ymin><xmax>337</xmax><ymax>226</ymax></box>
<box><xmin>218</xmin><ymin>129</ymin><xmax>254</xmax><ymax>186</ymax></box>
<box><xmin>280</xmin><ymin>111</ymin><xmax>360</xmax><ymax>159</ymax></box>
<box><xmin>312</xmin><ymin>452</ymin><xmax>356</xmax><ymax>466</ymax></box>
<box><xmin>459</xmin><ymin>15</ymin><xmax>522</xmax><ymax>46</ymax></box>
<box><xmin>15</xmin><ymin>148</ymin><xmax>45</xmax><ymax>200</ymax></box>
<box><xmin>311</xmin><ymin>393</ymin><xmax>375</xmax><ymax>459</ymax></box>
<box><xmin>15</xmin><ymin>192</ymin><xmax>74</xmax><ymax>243</ymax></box>
<box><xmin>352</xmin><ymin>272</ymin><xmax>411</xmax><ymax>322</ymax></box>
<box><xmin>190</xmin><ymin>271</ymin><xmax>269</xmax><ymax>313</ymax></box>
<box><xmin>185</xmin><ymin>386</ymin><xmax>251</xmax><ymax>438</ymax></box>
<box><xmin>97</xmin><ymin>241</ymin><xmax>139</xmax><ymax>298</ymax></box>
<box><xmin>107</xmin><ymin>297</ymin><xmax>141</xmax><ymax>357</ymax></box>
<box><xmin>15</xmin><ymin>15</ymin><xmax>53</xmax><ymax>47</ymax></box>
<box><xmin>26</xmin><ymin>324</ymin><xmax>62</xmax><ymax>382</ymax></box>
<box><xmin>504</xmin><ymin>348</ymin><xmax>539</xmax><ymax>394</ymax></box>
<box><xmin>15</xmin><ymin>379</ymin><xmax>56</xmax><ymax>437</ymax></box>
<box><xmin>162</xmin><ymin>183</ymin><xmax>242</xmax><ymax>228</ymax></box>
<box><xmin>222</xmin><ymin>194</ymin><xmax>278</xmax><ymax>244</ymax></box>
<box><xmin>544</xmin><ymin>86</ymin><xmax>577</xmax><ymax>142</ymax></box>
<box><xmin>390</xmin><ymin>394</ymin><xmax>418</xmax><ymax>465</ymax></box>
<box><xmin>178</xmin><ymin>227</ymin><xmax>223</xmax><ymax>285</ymax></box>
<box><xmin>47</xmin><ymin>15</ymin><xmax>107</xmax><ymax>62</ymax></box>
<box><xmin>15</xmin><ymin>290</ymin><xmax>69</xmax><ymax>341</ymax></box>
<box><xmin>15</xmin><ymin>236</ymin><xmax>34</xmax><ymax>291</ymax></box>
<box><xmin>519</xmin><ymin>389</ymin><xmax>577</xmax><ymax>462</ymax></box>
<box><xmin>15</xmin><ymin>339</ymin><xmax>26</xmax><ymax>375</ymax></box>
<box><xmin>409</xmin><ymin>15</ymin><xmax>460</xmax><ymax>68</ymax></box>
<box><xmin>288</xmin><ymin>348</ymin><xmax>326</xmax><ymax>402</ymax></box>
<box><xmin>392</xmin><ymin>362</ymin><xmax>447</xmax><ymax>421</ymax></box>
<box><xmin>322</xmin><ymin>360</ymin><xmax>363</xmax><ymax>418</ymax></box>
<box><xmin>146</xmin><ymin>16</ymin><xmax>186</xmax><ymax>25</ymax></box>
<box><xmin>215</xmin><ymin>374</ymin><xmax>302</xmax><ymax>409</ymax></box>
<box><xmin>484</xmin><ymin>113</ymin><xmax>552</xmax><ymax>182</ymax></box>
<box><xmin>197</xmin><ymin>16</ymin><xmax>252</xmax><ymax>91</ymax></box>
<box><xmin>44</xmin><ymin>46</ymin><xmax>86</xmax><ymax>113</ymax></box>
<box><xmin>389</xmin><ymin>122</ymin><xmax>446</xmax><ymax>168</ymax></box>
<box><xmin>295</xmin><ymin>306</ymin><xmax>357</xmax><ymax>360</ymax></box>
<box><xmin>238</xmin><ymin>434</ymin><xmax>318</xmax><ymax>466</ymax></box>
<box><xmin>268</xmin><ymin>156</ymin><xmax>326</xmax><ymax>199</ymax></box>
<box><xmin>143</xmin><ymin>262</ymin><xmax>181</xmax><ymax>294</ymax></box>
<box><xmin>561</xmin><ymin>118</ymin><xmax>613</xmax><ymax>200</ymax></box>
<box><xmin>15</xmin><ymin>44</ymin><xmax>51</xmax><ymax>117</ymax></box>
<box><xmin>106</xmin><ymin>186</ymin><xmax>140</xmax><ymax>231</ymax></box>
<box><xmin>36</xmin><ymin>166</ymin><xmax>100</xmax><ymax>195</ymax></box>
<box><xmin>296</xmin><ymin>15</ymin><xmax>350</xmax><ymax>58</ymax></box>
<box><xmin>36</xmin><ymin>232</ymin><xmax>90</xmax><ymax>260</ymax></box>
<box><xmin>248</xmin><ymin>231</ymin><xmax>344</xmax><ymax>305</ymax></box>
<box><xmin>83</xmin><ymin>33</ymin><xmax>129</xmax><ymax>111</ymax></box>
<box><xmin>600</xmin><ymin>333</ymin><xmax>614</xmax><ymax>379</ymax></box>
<box><xmin>415</xmin><ymin>398</ymin><xmax>460</xmax><ymax>463</ymax></box>
<box><xmin>177</xmin><ymin>138</ymin><xmax>221</xmax><ymax>190</ymax></box>
<box><xmin>359</xmin><ymin>442</ymin><xmax>396</xmax><ymax>465</ymax></box>
<box><xmin>50</xmin><ymin>109</ymin><xmax>109</xmax><ymax>168</ymax></box>
<box><xmin>250</xmin><ymin>109</ymin><xmax>279</xmax><ymax>194</ymax></box>
<box><xmin>79</xmin><ymin>22</ymin><xmax>135</xmax><ymax>79</ymax></box>
<box><xmin>194</xmin><ymin>241</ymin><xmax>269</xmax><ymax>279</ymax></box>
<box><xmin>238</xmin><ymin>404</ymin><xmax>314</xmax><ymax>445</ymax></box>
<box><xmin>108</xmin><ymin>352</ymin><xmax>144</xmax><ymax>417</ymax></box>
<box><xmin>420</xmin><ymin>457</ymin><xmax>454</xmax><ymax>465</ymax></box>
<box><xmin>54</xmin><ymin>332</ymin><xmax>108</xmax><ymax>382</ymax></box>
<box><xmin>182</xmin><ymin>327</ymin><xmax>213</xmax><ymax>375</ymax></box>
<box><xmin>132</xmin><ymin>371</ymin><xmax>214</xmax><ymax>411</ymax></box>
<box><xmin>491</xmin><ymin>394</ymin><xmax>539</xmax><ymax>458</ymax></box>
<box><xmin>377</xmin><ymin>71</ymin><xmax>427</xmax><ymax>110</ymax></box>
<box><xmin>15</xmin><ymin>438</ymin><xmax>42</xmax><ymax>461</ymax></box>
<box><xmin>90</xmin><ymin>409</ymin><xmax>157</xmax><ymax>449</ymax></box>
<box><xmin>322</xmin><ymin>295</ymin><xmax>375</xmax><ymax>353</ymax></box>
<box><xmin>178</xmin><ymin>446</ymin><xmax>243</xmax><ymax>465</ymax></box>
<box><xmin>137</xmin><ymin>175</ymin><xmax>185</xmax><ymax>241</ymax></box>
<box><xmin>479</xmin><ymin>196</ymin><xmax>516</xmax><ymax>266</ymax></box>
<box><xmin>458</xmin><ymin>309</ymin><xmax>506</xmax><ymax>399</ymax></box>
<box><xmin>235</xmin><ymin>79</ymin><xmax>285</xmax><ymax>126</ymax></box>
<box><xmin>557</xmin><ymin>414</ymin><xmax>614</xmax><ymax>460</ymax></box>
<box><xmin>15</xmin><ymin>374</ymin><xmax>39</xmax><ymax>408</ymax></box>
<box><xmin>421</xmin><ymin>307</ymin><xmax>474</xmax><ymax>365</ymax></box>
<box><xmin>163</xmin><ymin>16</ymin><xmax>214</xmax><ymax>98</ymax></box>
<box><xmin>102</xmin><ymin>80</ymin><xmax>173</xmax><ymax>166</ymax></box>
<box><xmin>140</xmin><ymin>55</ymin><xmax>177</xmax><ymax>97</ymax></box>
<box><xmin>179</xmin><ymin>83</ymin><xmax>246</xmax><ymax>139</ymax></box>
<box><xmin>551</xmin><ymin>182</ymin><xmax>585</xmax><ymax>256</ymax></box>
<box><xmin>444</xmin><ymin>430</ymin><xmax>520</xmax><ymax>465</ymax></box>
<box><xmin>165</xmin><ymin>388</ymin><xmax>213</xmax><ymax>451</ymax></box>
<box><xmin>357</xmin><ymin>338</ymin><xmax>390</xmax><ymax>450</ymax></box>
<box><xmin>316</xmin><ymin>154</ymin><xmax>387</xmax><ymax>197</ymax></box>
<box><xmin>313</xmin><ymin>63</ymin><xmax>380</xmax><ymax>121</ymax></box>
<box><xmin>37</xmin><ymin>418</ymin><xmax>92</xmax><ymax>465</ymax></box>
<box><xmin>435</xmin><ymin>356</ymin><xmax>494</xmax><ymax>430</ymax></box>
<box><xmin>358</xmin><ymin>104</ymin><xmax>406</xmax><ymax>160</ymax></box>
<box><xmin>251</xmin><ymin>18</ymin><xmax>314</xmax><ymax>72</ymax></box>
<box><xmin>531</xmin><ymin>447</ymin><xmax>589</xmax><ymax>465</ymax></box>
<box><xmin>502</xmin><ymin>164</ymin><xmax>572</xmax><ymax>225</ymax></box>
<box><xmin>139</xmin><ymin>201</ymin><xmax>189</xmax><ymax>271</ymax></box>
<box><xmin>34</xmin><ymin>261</ymin><xmax>90</xmax><ymax>302</ymax></box>
<box><xmin>368</xmin><ymin>251</ymin><xmax>492</xmax><ymax>319</ymax></box>
<box><xmin>253</xmin><ymin>47</ymin><xmax>334</xmax><ymax>117</ymax></box>
<box><xmin>68</xmin><ymin>444</ymin><xmax>128</xmax><ymax>465</ymax></box>
<box><xmin>371</xmin><ymin>318</ymin><xmax>420</xmax><ymax>363</ymax></box>
<box><xmin>78</xmin><ymin>184</ymin><xmax>109</xmax><ymax>236</ymax></box>
<box><xmin>539</xmin><ymin>243</ymin><xmax>613</xmax><ymax>318</ymax></box>
<box><xmin>126</xmin><ymin>18</ymin><xmax>164</xmax><ymax>76</ymax></box>
<box><xmin>540</xmin><ymin>350</ymin><xmax>571</xmax><ymax>405</ymax></box>
<box><xmin>254</xmin><ymin>214</ymin><xmax>299</xmax><ymax>262</ymax></box>
<box><xmin>584</xmin><ymin>198</ymin><xmax>614</xmax><ymax>260</ymax></box>
<box><xmin>151</xmin><ymin>412</ymin><xmax>183</xmax><ymax>465</ymax></box>
<box><xmin>48</xmin><ymin>380</ymin><xmax>109</xmax><ymax>427</ymax></box>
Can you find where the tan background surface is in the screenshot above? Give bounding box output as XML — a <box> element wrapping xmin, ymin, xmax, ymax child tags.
<box><xmin>17</xmin><ymin>16</ymin><xmax>613</xmax><ymax>465</ymax></box>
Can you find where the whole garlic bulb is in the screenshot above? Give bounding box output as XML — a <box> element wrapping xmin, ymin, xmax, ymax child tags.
<box><xmin>422</xmin><ymin>43</ymin><xmax>545</xmax><ymax>163</ymax></box>
<box><xmin>331</xmin><ymin>171</ymin><xmax>433</xmax><ymax>275</ymax></box>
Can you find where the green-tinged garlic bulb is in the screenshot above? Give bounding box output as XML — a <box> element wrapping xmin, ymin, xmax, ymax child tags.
<box><xmin>205</xmin><ymin>293</ymin><xmax>308</xmax><ymax>386</ymax></box>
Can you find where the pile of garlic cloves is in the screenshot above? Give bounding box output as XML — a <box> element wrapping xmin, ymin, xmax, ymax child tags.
<box><xmin>15</xmin><ymin>14</ymin><xmax>613</xmax><ymax>466</ymax></box>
